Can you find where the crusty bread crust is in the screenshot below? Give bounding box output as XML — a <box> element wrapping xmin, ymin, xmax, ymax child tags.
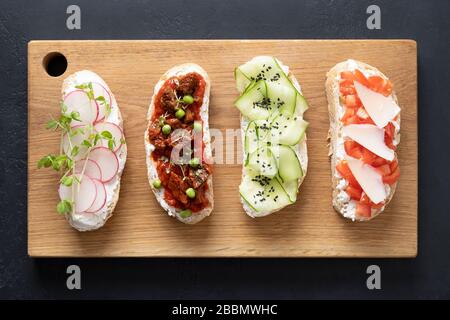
<box><xmin>61</xmin><ymin>70</ymin><xmax>127</xmax><ymax>231</ymax></box>
<box><xmin>326</xmin><ymin>60</ymin><xmax>400</xmax><ymax>221</ymax></box>
<box><xmin>145</xmin><ymin>63</ymin><xmax>213</xmax><ymax>224</ymax></box>
<box><xmin>239</xmin><ymin>58</ymin><xmax>308</xmax><ymax>218</ymax></box>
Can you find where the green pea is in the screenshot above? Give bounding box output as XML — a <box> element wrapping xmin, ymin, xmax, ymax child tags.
<box><xmin>185</xmin><ymin>188</ymin><xmax>196</xmax><ymax>199</ymax></box>
<box><xmin>175</xmin><ymin>108</ymin><xmax>185</xmax><ymax>119</ymax></box>
<box><xmin>162</xmin><ymin>124</ymin><xmax>171</xmax><ymax>135</ymax></box>
<box><xmin>182</xmin><ymin>95</ymin><xmax>194</xmax><ymax>104</ymax></box>
<box><xmin>189</xmin><ymin>157</ymin><xmax>200</xmax><ymax>168</ymax></box>
<box><xmin>180</xmin><ymin>209</ymin><xmax>192</xmax><ymax>218</ymax></box>
<box><xmin>159</xmin><ymin>116</ymin><xmax>165</xmax><ymax>126</ymax></box>
<box><xmin>152</xmin><ymin>179</ymin><xmax>161</xmax><ymax>189</ymax></box>
<box><xmin>193</xmin><ymin>121</ymin><xmax>202</xmax><ymax>132</ymax></box>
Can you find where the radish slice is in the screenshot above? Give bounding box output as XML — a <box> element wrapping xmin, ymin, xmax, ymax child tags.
<box><xmin>85</xmin><ymin>179</ymin><xmax>107</xmax><ymax>213</ymax></box>
<box><xmin>89</xmin><ymin>147</ymin><xmax>119</xmax><ymax>182</ymax></box>
<box><xmin>59</xmin><ymin>175</ymin><xmax>97</xmax><ymax>213</ymax></box>
<box><xmin>74</xmin><ymin>159</ymin><xmax>102</xmax><ymax>181</ymax></box>
<box><xmin>94</xmin><ymin>122</ymin><xmax>123</xmax><ymax>152</ymax></box>
<box><xmin>62</xmin><ymin>125</ymin><xmax>91</xmax><ymax>161</ymax></box>
<box><xmin>63</xmin><ymin>90</ymin><xmax>98</xmax><ymax>126</ymax></box>
<box><xmin>91</xmin><ymin>82</ymin><xmax>112</xmax><ymax>123</ymax></box>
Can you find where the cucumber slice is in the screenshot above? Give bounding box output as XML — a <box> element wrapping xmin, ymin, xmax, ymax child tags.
<box><xmin>243</xmin><ymin>80</ymin><xmax>257</xmax><ymax>94</ymax></box>
<box><xmin>235</xmin><ymin>67</ymin><xmax>251</xmax><ymax>93</ymax></box>
<box><xmin>238</xmin><ymin>56</ymin><xmax>292</xmax><ymax>89</ymax></box>
<box><xmin>240</xmin><ymin>169</ymin><xmax>291</xmax><ymax>213</ymax></box>
<box><xmin>270</xmin><ymin>113</ymin><xmax>308</xmax><ymax>146</ymax></box>
<box><xmin>266</xmin><ymin>81</ymin><xmax>297</xmax><ymax>116</ymax></box>
<box><xmin>247</xmin><ymin>146</ymin><xmax>277</xmax><ymax>178</ymax></box>
<box><xmin>271</xmin><ymin>145</ymin><xmax>303</xmax><ymax>182</ymax></box>
<box><xmin>276</xmin><ymin>176</ymin><xmax>298</xmax><ymax>202</ymax></box>
<box><xmin>254</xmin><ymin>119</ymin><xmax>271</xmax><ymax>143</ymax></box>
<box><xmin>244</xmin><ymin>121</ymin><xmax>259</xmax><ymax>164</ymax></box>
<box><xmin>234</xmin><ymin>80</ymin><xmax>272</xmax><ymax>120</ymax></box>
<box><xmin>237</xmin><ymin>56</ymin><xmax>309</xmax><ymax>116</ymax></box>
<box><xmin>295</xmin><ymin>92</ymin><xmax>309</xmax><ymax>116</ymax></box>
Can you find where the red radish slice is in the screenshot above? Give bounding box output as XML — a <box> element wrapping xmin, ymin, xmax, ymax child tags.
<box><xmin>94</xmin><ymin>122</ymin><xmax>123</xmax><ymax>152</ymax></box>
<box><xmin>85</xmin><ymin>179</ymin><xmax>107</xmax><ymax>213</ymax></box>
<box><xmin>58</xmin><ymin>175</ymin><xmax>97</xmax><ymax>213</ymax></box>
<box><xmin>75</xmin><ymin>159</ymin><xmax>102</xmax><ymax>181</ymax></box>
<box><xmin>89</xmin><ymin>147</ymin><xmax>119</xmax><ymax>182</ymax></box>
<box><xmin>91</xmin><ymin>82</ymin><xmax>112</xmax><ymax>123</ymax></box>
<box><xmin>62</xmin><ymin>125</ymin><xmax>91</xmax><ymax>161</ymax></box>
<box><xmin>63</xmin><ymin>90</ymin><xmax>98</xmax><ymax>126</ymax></box>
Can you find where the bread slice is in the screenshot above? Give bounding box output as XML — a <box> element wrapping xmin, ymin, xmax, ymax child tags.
<box><xmin>238</xmin><ymin>57</ymin><xmax>308</xmax><ymax>218</ymax></box>
<box><xmin>61</xmin><ymin>70</ymin><xmax>127</xmax><ymax>231</ymax></box>
<box><xmin>145</xmin><ymin>63</ymin><xmax>213</xmax><ymax>224</ymax></box>
<box><xmin>326</xmin><ymin>59</ymin><xmax>400</xmax><ymax>221</ymax></box>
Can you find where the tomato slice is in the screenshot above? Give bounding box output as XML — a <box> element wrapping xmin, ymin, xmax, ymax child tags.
<box><xmin>361</xmin><ymin>147</ymin><xmax>377</xmax><ymax>165</ymax></box>
<box><xmin>348</xmin><ymin>146</ymin><xmax>363</xmax><ymax>159</ymax></box>
<box><xmin>346</xmin><ymin>185</ymin><xmax>362</xmax><ymax>200</ymax></box>
<box><xmin>340</xmin><ymin>85</ymin><xmax>356</xmax><ymax>96</ymax></box>
<box><xmin>343</xmin><ymin>115</ymin><xmax>360</xmax><ymax>125</ymax></box>
<box><xmin>385</xmin><ymin>122</ymin><xmax>395</xmax><ymax>139</ymax></box>
<box><xmin>371</xmin><ymin>202</ymin><xmax>384</xmax><ymax>209</ymax></box>
<box><xmin>382</xmin><ymin>80</ymin><xmax>393</xmax><ymax>96</ymax></box>
<box><xmin>385</xmin><ymin>136</ymin><xmax>396</xmax><ymax>150</ymax></box>
<box><xmin>376</xmin><ymin>164</ymin><xmax>391</xmax><ymax>176</ymax></box>
<box><xmin>360</xmin><ymin>193</ymin><xmax>370</xmax><ymax>205</ymax></box>
<box><xmin>390</xmin><ymin>159</ymin><xmax>399</xmax><ymax>172</ymax></box>
<box><xmin>344</xmin><ymin>94</ymin><xmax>362</xmax><ymax>108</ymax></box>
<box><xmin>371</xmin><ymin>157</ymin><xmax>388</xmax><ymax>167</ymax></box>
<box><xmin>336</xmin><ymin>160</ymin><xmax>361</xmax><ymax>188</ymax></box>
<box><xmin>357</xmin><ymin>117</ymin><xmax>375</xmax><ymax>125</ymax></box>
<box><xmin>339</xmin><ymin>79</ymin><xmax>353</xmax><ymax>87</ymax></box>
<box><xmin>368</xmin><ymin>76</ymin><xmax>387</xmax><ymax>92</ymax></box>
<box><xmin>340</xmin><ymin>107</ymin><xmax>355</xmax><ymax>122</ymax></box>
<box><xmin>356</xmin><ymin>202</ymin><xmax>371</xmax><ymax>218</ymax></box>
<box><xmin>383</xmin><ymin>166</ymin><xmax>400</xmax><ymax>185</ymax></box>
<box><xmin>344</xmin><ymin>140</ymin><xmax>357</xmax><ymax>154</ymax></box>
<box><xmin>340</xmin><ymin>71</ymin><xmax>355</xmax><ymax>81</ymax></box>
<box><xmin>361</xmin><ymin>192</ymin><xmax>384</xmax><ymax>209</ymax></box>
<box><xmin>354</xmin><ymin>69</ymin><xmax>370</xmax><ymax>87</ymax></box>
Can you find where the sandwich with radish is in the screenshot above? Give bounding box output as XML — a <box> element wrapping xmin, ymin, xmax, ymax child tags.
<box><xmin>38</xmin><ymin>70</ymin><xmax>127</xmax><ymax>231</ymax></box>
<box><xmin>326</xmin><ymin>59</ymin><xmax>400</xmax><ymax>221</ymax></box>
<box><xmin>145</xmin><ymin>64</ymin><xmax>213</xmax><ymax>224</ymax></box>
<box><xmin>234</xmin><ymin>56</ymin><xmax>309</xmax><ymax>217</ymax></box>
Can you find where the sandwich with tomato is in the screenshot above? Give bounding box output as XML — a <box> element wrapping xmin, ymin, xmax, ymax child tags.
<box><xmin>145</xmin><ymin>63</ymin><xmax>214</xmax><ymax>224</ymax></box>
<box><xmin>326</xmin><ymin>59</ymin><xmax>400</xmax><ymax>221</ymax></box>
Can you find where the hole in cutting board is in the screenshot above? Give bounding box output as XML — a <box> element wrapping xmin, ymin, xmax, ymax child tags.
<box><xmin>43</xmin><ymin>52</ymin><xmax>67</xmax><ymax>77</ymax></box>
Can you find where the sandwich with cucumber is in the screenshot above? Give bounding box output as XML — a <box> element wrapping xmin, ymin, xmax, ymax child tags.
<box><xmin>38</xmin><ymin>70</ymin><xmax>127</xmax><ymax>231</ymax></box>
<box><xmin>234</xmin><ymin>56</ymin><xmax>309</xmax><ymax>217</ymax></box>
<box><xmin>326</xmin><ymin>59</ymin><xmax>401</xmax><ymax>221</ymax></box>
<box><xmin>145</xmin><ymin>64</ymin><xmax>214</xmax><ymax>224</ymax></box>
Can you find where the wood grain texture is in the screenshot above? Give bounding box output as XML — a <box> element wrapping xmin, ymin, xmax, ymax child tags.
<box><xmin>28</xmin><ymin>40</ymin><xmax>417</xmax><ymax>257</ymax></box>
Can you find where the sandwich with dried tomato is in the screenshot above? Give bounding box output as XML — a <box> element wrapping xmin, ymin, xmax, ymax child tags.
<box><xmin>234</xmin><ymin>56</ymin><xmax>309</xmax><ymax>217</ymax></box>
<box><xmin>326</xmin><ymin>59</ymin><xmax>401</xmax><ymax>221</ymax></box>
<box><xmin>145</xmin><ymin>64</ymin><xmax>213</xmax><ymax>224</ymax></box>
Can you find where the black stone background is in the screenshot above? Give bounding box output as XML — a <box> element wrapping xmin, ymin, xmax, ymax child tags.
<box><xmin>0</xmin><ymin>0</ymin><xmax>449</xmax><ymax>299</ymax></box>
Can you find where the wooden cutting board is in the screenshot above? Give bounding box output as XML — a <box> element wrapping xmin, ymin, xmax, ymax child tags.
<box><xmin>28</xmin><ymin>40</ymin><xmax>417</xmax><ymax>257</ymax></box>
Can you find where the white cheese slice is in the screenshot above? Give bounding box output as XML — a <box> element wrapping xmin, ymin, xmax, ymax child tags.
<box><xmin>354</xmin><ymin>81</ymin><xmax>400</xmax><ymax>128</ymax></box>
<box><xmin>343</xmin><ymin>124</ymin><xmax>395</xmax><ymax>161</ymax></box>
<box><xmin>345</xmin><ymin>155</ymin><xmax>386</xmax><ymax>204</ymax></box>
